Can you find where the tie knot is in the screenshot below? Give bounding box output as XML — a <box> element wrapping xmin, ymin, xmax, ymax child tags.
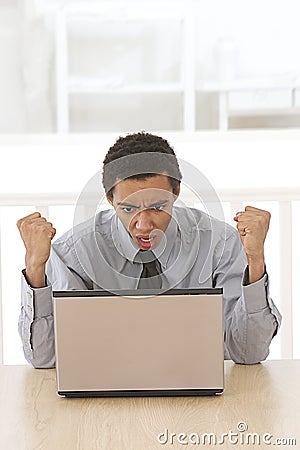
<box><xmin>136</xmin><ymin>250</ymin><xmax>157</xmax><ymax>264</ymax></box>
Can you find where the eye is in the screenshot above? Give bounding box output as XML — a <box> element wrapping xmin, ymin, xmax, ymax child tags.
<box><xmin>121</xmin><ymin>207</ymin><xmax>135</xmax><ymax>213</ymax></box>
<box><xmin>151</xmin><ymin>205</ymin><xmax>165</xmax><ymax>211</ymax></box>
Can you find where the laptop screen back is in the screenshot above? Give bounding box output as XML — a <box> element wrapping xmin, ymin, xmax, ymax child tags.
<box><xmin>53</xmin><ymin>289</ymin><xmax>224</xmax><ymax>396</ymax></box>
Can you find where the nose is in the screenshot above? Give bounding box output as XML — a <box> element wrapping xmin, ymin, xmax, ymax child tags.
<box><xmin>135</xmin><ymin>210</ymin><xmax>154</xmax><ymax>231</ymax></box>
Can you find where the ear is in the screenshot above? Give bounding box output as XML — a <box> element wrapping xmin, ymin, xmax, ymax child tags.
<box><xmin>174</xmin><ymin>182</ymin><xmax>180</xmax><ymax>200</ymax></box>
<box><xmin>106</xmin><ymin>194</ymin><xmax>113</xmax><ymax>206</ymax></box>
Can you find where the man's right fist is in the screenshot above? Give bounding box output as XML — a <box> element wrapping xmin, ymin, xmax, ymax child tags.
<box><xmin>17</xmin><ymin>212</ymin><xmax>56</xmax><ymax>270</ymax></box>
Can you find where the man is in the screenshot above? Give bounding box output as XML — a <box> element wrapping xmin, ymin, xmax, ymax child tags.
<box><xmin>17</xmin><ymin>132</ymin><xmax>281</xmax><ymax>368</ymax></box>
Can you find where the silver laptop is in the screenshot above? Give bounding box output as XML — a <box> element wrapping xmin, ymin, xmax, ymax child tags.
<box><xmin>52</xmin><ymin>288</ymin><xmax>224</xmax><ymax>397</ymax></box>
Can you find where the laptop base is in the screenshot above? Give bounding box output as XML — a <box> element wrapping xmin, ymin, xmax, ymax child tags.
<box><xmin>58</xmin><ymin>388</ymin><xmax>224</xmax><ymax>398</ymax></box>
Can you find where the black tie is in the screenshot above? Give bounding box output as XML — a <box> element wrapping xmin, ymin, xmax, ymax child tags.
<box><xmin>137</xmin><ymin>250</ymin><xmax>162</xmax><ymax>289</ymax></box>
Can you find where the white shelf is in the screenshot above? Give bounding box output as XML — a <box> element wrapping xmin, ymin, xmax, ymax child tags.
<box><xmin>68</xmin><ymin>77</ymin><xmax>184</xmax><ymax>94</ymax></box>
<box><xmin>197</xmin><ymin>78</ymin><xmax>300</xmax><ymax>130</ymax></box>
<box><xmin>63</xmin><ymin>2</ymin><xmax>185</xmax><ymax>22</ymax></box>
<box><xmin>229</xmin><ymin>107</ymin><xmax>300</xmax><ymax>117</ymax></box>
<box><xmin>197</xmin><ymin>77</ymin><xmax>300</xmax><ymax>93</ymax></box>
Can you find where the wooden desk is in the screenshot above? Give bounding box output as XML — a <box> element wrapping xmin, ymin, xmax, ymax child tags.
<box><xmin>0</xmin><ymin>360</ymin><xmax>299</xmax><ymax>450</ymax></box>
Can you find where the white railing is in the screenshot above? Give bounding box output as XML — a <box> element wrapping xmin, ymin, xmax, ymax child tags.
<box><xmin>0</xmin><ymin>187</ymin><xmax>299</xmax><ymax>364</ymax></box>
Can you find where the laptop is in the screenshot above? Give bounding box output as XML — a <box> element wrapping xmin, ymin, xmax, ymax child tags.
<box><xmin>52</xmin><ymin>288</ymin><xmax>224</xmax><ymax>397</ymax></box>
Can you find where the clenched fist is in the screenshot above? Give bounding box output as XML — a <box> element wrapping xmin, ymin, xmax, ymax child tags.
<box><xmin>17</xmin><ymin>212</ymin><xmax>56</xmax><ymax>287</ymax></box>
<box><xmin>234</xmin><ymin>205</ymin><xmax>270</xmax><ymax>284</ymax></box>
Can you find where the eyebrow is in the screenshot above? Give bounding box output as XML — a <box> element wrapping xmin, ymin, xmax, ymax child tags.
<box><xmin>117</xmin><ymin>199</ymin><xmax>170</xmax><ymax>208</ymax></box>
<box><xmin>117</xmin><ymin>202</ymin><xmax>139</xmax><ymax>208</ymax></box>
<box><xmin>147</xmin><ymin>199</ymin><xmax>169</xmax><ymax>208</ymax></box>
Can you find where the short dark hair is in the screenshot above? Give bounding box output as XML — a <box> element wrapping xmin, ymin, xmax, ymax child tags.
<box><xmin>102</xmin><ymin>132</ymin><xmax>182</xmax><ymax>200</ymax></box>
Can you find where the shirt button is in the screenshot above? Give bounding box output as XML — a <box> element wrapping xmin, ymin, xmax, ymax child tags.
<box><xmin>27</xmin><ymin>292</ymin><xmax>32</xmax><ymax>299</ymax></box>
<box><xmin>27</xmin><ymin>305</ymin><xmax>32</xmax><ymax>312</ymax></box>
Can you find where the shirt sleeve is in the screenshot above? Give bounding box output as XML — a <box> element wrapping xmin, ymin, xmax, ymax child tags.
<box><xmin>213</xmin><ymin>227</ymin><xmax>282</xmax><ymax>364</ymax></box>
<box><xmin>18</xmin><ymin>246</ymin><xmax>89</xmax><ymax>369</ymax></box>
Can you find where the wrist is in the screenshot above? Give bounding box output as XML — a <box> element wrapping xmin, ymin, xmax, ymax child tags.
<box><xmin>25</xmin><ymin>262</ymin><xmax>46</xmax><ymax>288</ymax></box>
<box><xmin>247</xmin><ymin>252</ymin><xmax>264</xmax><ymax>266</ymax></box>
<box><xmin>247</xmin><ymin>254</ymin><xmax>265</xmax><ymax>284</ymax></box>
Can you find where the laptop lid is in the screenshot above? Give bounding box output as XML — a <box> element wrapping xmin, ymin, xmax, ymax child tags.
<box><xmin>52</xmin><ymin>288</ymin><xmax>224</xmax><ymax>397</ymax></box>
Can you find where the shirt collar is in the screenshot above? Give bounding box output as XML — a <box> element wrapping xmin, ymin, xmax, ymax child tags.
<box><xmin>112</xmin><ymin>211</ymin><xmax>178</xmax><ymax>269</ymax></box>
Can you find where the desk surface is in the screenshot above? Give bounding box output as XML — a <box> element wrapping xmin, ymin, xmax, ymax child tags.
<box><xmin>0</xmin><ymin>360</ymin><xmax>299</xmax><ymax>450</ymax></box>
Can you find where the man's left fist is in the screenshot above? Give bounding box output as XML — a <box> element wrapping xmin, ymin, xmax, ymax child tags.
<box><xmin>234</xmin><ymin>205</ymin><xmax>271</xmax><ymax>261</ymax></box>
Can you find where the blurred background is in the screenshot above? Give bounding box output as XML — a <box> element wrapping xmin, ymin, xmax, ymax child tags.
<box><xmin>3</xmin><ymin>0</ymin><xmax>300</xmax><ymax>133</ymax></box>
<box><xmin>1</xmin><ymin>0</ymin><xmax>299</xmax><ymax>364</ymax></box>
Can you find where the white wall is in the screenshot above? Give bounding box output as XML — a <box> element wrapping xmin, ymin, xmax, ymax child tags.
<box><xmin>0</xmin><ymin>1</ymin><xmax>26</xmax><ymax>133</ymax></box>
<box><xmin>195</xmin><ymin>0</ymin><xmax>300</xmax><ymax>79</ymax></box>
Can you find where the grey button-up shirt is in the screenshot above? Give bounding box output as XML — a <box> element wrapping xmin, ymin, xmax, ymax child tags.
<box><xmin>18</xmin><ymin>206</ymin><xmax>281</xmax><ymax>368</ymax></box>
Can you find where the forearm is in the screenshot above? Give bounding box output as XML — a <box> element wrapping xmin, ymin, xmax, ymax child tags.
<box><xmin>19</xmin><ymin>247</ymin><xmax>91</xmax><ymax>368</ymax></box>
<box><xmin>213</xmin><ymin>228</ymin><xmax>281</xmax><ymax>364</ymax></box>
<box><xmin>18</xmin><ymin>314</ymin><xmax>56</xmax><ymax>369</ymax></box>
<box><xmin>224</xmin><ymin>272</ymin><xmax>281</xmax><ymax>364</ymax></box>
<box><xmin>19</xmin><ymin>273</ymin><xmax>55</xmax><ymax>368</ymax></box>
<box><xmin>225</xmin><ymin>305</ymin><xmax>275</xmax><ymax>364</ymax></box>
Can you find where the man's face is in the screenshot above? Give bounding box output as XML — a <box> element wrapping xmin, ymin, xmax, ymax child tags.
<box><xmin>107</xmin><ymin>174</ymin><xmax>179</xmax><ymax>250</ymax></box>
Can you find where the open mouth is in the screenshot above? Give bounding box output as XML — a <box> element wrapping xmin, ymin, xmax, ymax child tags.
<box><xmin>136</xmin><ymin>235</ymin><xmax>156</xmax><ymax>249</ymax></box>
